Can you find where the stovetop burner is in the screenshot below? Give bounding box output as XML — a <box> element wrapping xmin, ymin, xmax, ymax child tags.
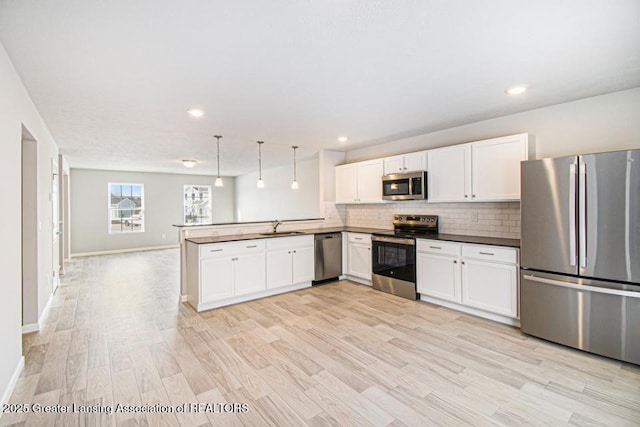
<box><xmin>393</xmin><ymin>214</ymin><xmax>438</xmax><ymax>236</ymax></box>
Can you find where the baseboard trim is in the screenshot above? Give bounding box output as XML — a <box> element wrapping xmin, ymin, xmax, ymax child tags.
<box><xmin>22</xmin><ymin>290</ymin><xmax>55</xmax><ymax>335</ymax></box>
<box><xmin>343</xmin><ymin>275</ymin><xmax>372</xmax><ymax>286</ymax></box>
<box><xmin>419</xmin><ymin>294</ymin><xmax>520</xmax><ymax>327</ymax></box>
<box><xmin>1</xmin><ymin>356</ymin><xmax>24</xmax><ymax>411</ymax></box>
<box><xmin>21</xmin><ymin>323</ymin><xmax>39</xmax><ymax>334</ymax></box>
<box><xmin>71</xmin><ymin>244</ymin><xmax>179</xmax><ymax>258</ymax></box>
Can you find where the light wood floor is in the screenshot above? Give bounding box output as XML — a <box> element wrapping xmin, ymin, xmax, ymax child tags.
<box><xmin>3</xmin><ymin>249</ymin><xmax>640</xmax><ymax>426</ymax></box>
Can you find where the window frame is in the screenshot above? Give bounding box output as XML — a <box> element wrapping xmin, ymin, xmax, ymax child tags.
<box><xmin>183</xmin><ymin>184</ymin><xmax>212</xmax><ymax>225</ymax></box>
<box><xmin>108</xmin><ymin>182</ymin><xmax>145</xmax><ymax>234</ymax></box>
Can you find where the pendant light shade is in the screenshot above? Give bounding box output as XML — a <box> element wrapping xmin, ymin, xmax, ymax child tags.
<box><xmin>291</xmin><ymin>145</ymin><xmax>299</xmax><ymax>190</ymax></box>
<box><xmin>256</xmin><ymin>141</ymin><xmax>265</xmax><ymax>188</ymax></box>
<box><xmin>214</xmin><ymin>135</ymin><xmax>224</xmax><ymax>187</ymax></box>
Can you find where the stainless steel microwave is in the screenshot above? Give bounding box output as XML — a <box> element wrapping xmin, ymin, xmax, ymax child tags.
<box><xmin>382</xmin><ymin>171</ymin><xmax>427</xmax><ymax>200</ymax></box>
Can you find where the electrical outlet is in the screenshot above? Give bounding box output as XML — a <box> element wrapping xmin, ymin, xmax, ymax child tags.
<box><xmin>471</xmin><ymin>211</ymin><xmax>478</xmax><ymax>222</ymax></box>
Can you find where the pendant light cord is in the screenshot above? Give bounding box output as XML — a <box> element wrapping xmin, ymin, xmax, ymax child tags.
<box><xmin>292</xmin><ymin>146</ymin><xmax>298</xmax><ymax>181</ymax></box>
<box><xmin>214</xmin><ymin>135</ymin><xmax>222</xmax><ymax>178</ymax></box>
<box><xmin>257</xmin><ymin>141</ymin><xmax>264</xmax><ymax>180</ymax></box>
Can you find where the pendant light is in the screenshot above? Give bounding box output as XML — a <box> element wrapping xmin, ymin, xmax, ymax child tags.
<box><xmin>256</xmin><ymin>141</ymin><xmax>265</xmax><ymax>188</ymax></box>
<box><xmin>291</xmin><ymin>145</ymin><xmax>299</xmax><ymax>190</ymax></box>
<box><xmin>213</xmin><ymin>135</ymin><xmax>223</xmax><ymax>187</ymax></box>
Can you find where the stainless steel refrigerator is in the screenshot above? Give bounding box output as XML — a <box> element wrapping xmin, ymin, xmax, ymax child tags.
<box><xmin>520</xmin><ymin>149</ymin><xmax>640</xmax><ymax>365</ymax></box>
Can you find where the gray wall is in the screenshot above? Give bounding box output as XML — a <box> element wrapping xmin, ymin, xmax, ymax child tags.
<box><xmin>234</xmin><ymin>157</ymin><xmax>321</xmax><ymax>222</ymax></box>
<box><xmin>0</xmin><ymin>41</ymin><xmax>60</xmax><ymax>404</ymax></box>
<box><xmin>70</xmin><ymin>169</ymin><xmax>235</xmax><ymax>254</ymax></box>
<box><xmin>346</xmin><ymin>88</ymin><xmax>640</xmax><ymax>162</ymax></box>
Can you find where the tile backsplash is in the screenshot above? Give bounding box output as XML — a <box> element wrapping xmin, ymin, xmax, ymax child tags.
<box><xmin>339</xmin><ymin>201</ymin><xmax>521</xmax><ymax>239</ymax></box>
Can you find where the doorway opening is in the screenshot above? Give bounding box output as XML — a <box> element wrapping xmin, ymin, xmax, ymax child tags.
<box><xmin>21</xmin><ymin>125</ymin><xmax>38</xmax><ymax>332</ymax></box>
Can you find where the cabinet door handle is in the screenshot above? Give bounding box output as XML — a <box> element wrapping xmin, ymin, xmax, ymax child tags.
<box><xmin>464</xmin><ymin>195</ymin><xmax>468</xmax><ymax>198</ymax></box>
<box><xmin>293</xmin><ymin>250</ymin><xmax>297</xmax><ymax>253</ymax></box>
<box><xmin>246</xmin><ymin>245</ymin><xmax>257</xmax><ymax>248</ymax></box>
<box><xmin>288</xmin><ymin>251</ymin><xmax>291</xmax><ymax>254</ymax></box>
<box><xmin>453</xmin><ymin>260</ymin><xmax>457</xmax><ymax>264</ymax></box>
<box><xmin>479</xmin><ymin>252</ymin><xmax>494</xmax><ymax>256</ymax></box>
<box><xmin>461</xmin><ymin>261</ymin><xmax>465</xmax><ymax>265</ymax></box>
<box><xmin>429</xmin><ymin>246</ymin><xmax>441</xmax><ymax>249</ymax></box>
<box><xmin>472</xmin><ymin>194</ymin><xmax>476</xmax><ymax>198</ymax></box>
<box><xmin>210</xmin><ymin>249</ymin><xmax>223</xmax><ymax>252</ymax></box>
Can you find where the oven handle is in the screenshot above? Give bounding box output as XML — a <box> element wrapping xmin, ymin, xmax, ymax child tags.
<box><xmin>371</xmin><ymin>235</ymin><xmax>415</xmax><ymax>245</ymax></box>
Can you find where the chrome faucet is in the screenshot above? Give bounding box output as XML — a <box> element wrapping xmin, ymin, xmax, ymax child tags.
<box><xmin>272</xmin><ymin>220</ymin><xmax>282</xmax><ymax>233</ymax></box>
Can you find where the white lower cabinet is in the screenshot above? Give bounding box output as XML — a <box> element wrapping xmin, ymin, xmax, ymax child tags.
<box><xmin>345</xmin><ymin>233</ymin><xmax>372</xmax><ymax>281</ymax></box>
<box><xmin>201</xmin><ymin>256</ymin><xmax>235</xmax><ymax>302</ymax></box>
<box><xmin>235</xmin><ymin>251</ymin><xmax>267</xmax><ymax>296</ymax></box>
<box><xmin>417</xmin><ymin>239</ymin><xmax>519</xmax><ymax>321</ymax></box>
<box><xmin>266</xmin><ymin>235</ymin><xmax>314</xmax><ymax>290</ymax></box>
<box><xmin>417</xmin><ymin>252</ymin><xmax>460</xmax><ymax>302</ymax></box>
<box><xmin>461</xmin><ymin>258</ymin><xmax>518</xmax><ymax>317</ymax></box>
<box><xmin>186</xmin><ymin>236</ymin><xmax>313</xmax><ymax>312</ymax></box>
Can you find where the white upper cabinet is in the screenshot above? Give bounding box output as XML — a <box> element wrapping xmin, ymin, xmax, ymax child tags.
<box><xmin>471</xmin><ymin>134</ymin><xmax>529</xmax><ymax>201</ymax></box>
<box><xmin>383</xmin><ymin>151</ymin><xmax>427</xmax><ymax>175</ymax></box>
<box><xmin>335</xmin><ymin>163</ymin><xmax>358</xmax><ymax>204</ymax></box>
<box><xmin>335</xmin><ymin>159</ymin><xmax>384</xmax><ymax>204</ymax></box>
<box><xmin>427</xmin><ymin>144</ymin><xmax>472</xmax><ymax>202</ymax></box>
<box><xmin>428</xmin><ymin>133</ymin><xmax>530</xmax><ymax>202</ymax></box>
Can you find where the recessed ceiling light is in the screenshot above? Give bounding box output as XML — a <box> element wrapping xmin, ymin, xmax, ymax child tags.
<box><xmin>187</xmin><ymin>108</ymin><xmax>204</xmax><ymax>117</ymax></box>
<box><xmin>338</xmin><ymin>136</ymin><xmax>348</xmax><ymax>143</ymax></box>
<box><xmin>182</xmin><ymin>159</ymin><xmax>197</xmax><ymax>168</ymax></box>
<box><xmin>506</xmin><ymin>85</ymin><xmax>528</xmax><ymax>96</ymax></box>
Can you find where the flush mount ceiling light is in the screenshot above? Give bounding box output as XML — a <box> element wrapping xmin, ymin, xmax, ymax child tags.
<box><xmin>213</xmin><ymin>135</ymin><xmax>223</xmax><ymax>187</ymax></box>
<box><xmin>506</xmin><ymin>85</ymin><xmax>528</xmax><ymax>96</ymax></box>
<box><xmin>256</xmin><ymin>141</ymin><xmax>265</xmax><ymax>188</ymax></box>
<box><xmin>182</xmin><ymin>159</ymin><xmax>197</xmax><ymax>168</ymax></box>
<box><xmin>291</xmin><ymin>145</ymin><xmax>299</xmax><ymax>190</ymax></box>
<box><xmin>338</xmin><ymin>136</ymin><xmax>348</xmax><ymax>143</ymax></box>
<box><xmin>187</xmin><ymin>108</ymin><xmax>204</xmax><ymax>117</ymax></box>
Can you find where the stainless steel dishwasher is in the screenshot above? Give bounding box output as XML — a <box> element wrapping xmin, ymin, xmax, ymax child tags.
<box><xmin>313</xmin><ymin>233</ymin><xmax>342</xmax><ymax>284</ymax></box>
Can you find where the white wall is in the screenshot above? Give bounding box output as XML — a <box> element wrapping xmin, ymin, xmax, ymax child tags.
<box><xmin>70</xmin><ymin>169</ymin><xmax>236</xmax><ymax>254</ymax></box>
<box><xmin>345</xmin><ymin>88</ymin><xmax>640</xmax><ymax>162</ymax></box>
<box><xmin>0</xmin><ymin>41</ymin><xmax>59</xmax><ymax>405</ymax></box>
<box><xmin>235</xmin><ymin>157</ymin><xmax>321</xmax><ymax>222</ymax></box>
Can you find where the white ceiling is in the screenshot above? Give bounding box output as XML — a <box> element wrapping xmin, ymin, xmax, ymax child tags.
<box><xmin>1</xmin><ymin>0</ymin><xmax>639</xmax><ymax>176</ymax></box>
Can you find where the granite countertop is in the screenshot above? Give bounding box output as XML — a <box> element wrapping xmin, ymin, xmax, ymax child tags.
<box><xmin>185</xmin><ymin>226</ymin><xmax>519</xmax><ymax>248</ymax></box>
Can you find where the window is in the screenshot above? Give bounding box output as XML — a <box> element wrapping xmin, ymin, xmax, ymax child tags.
<box><xmin>184</xmin><ymin>185</ymin><xmax>212</xmax><ymax>224</ymax></box>
<box><xmin>109</xmin><ymin>183</ymin><xmax>144</xmax><ymax>233</ymax></box>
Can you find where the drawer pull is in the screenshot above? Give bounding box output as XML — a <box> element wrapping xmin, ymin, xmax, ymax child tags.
<box><xmin>210</xmin><ymin>249</ymin><xmax>223</xmax><ymax>252</ymax></box>
<box><xmin>429</xmin><ymin>246</ymin><xmax>442</xmax><ymax>249</ymax></box>
<box><xmin>246</xmin><ymin>245</ymin><xmax>257</xmax><ymax>248</ymax></box>
<box><xmin>354</xmin><ymin>237</ymin><xmax>363</xmax><ymax>240</ymax></box>
<box><xmin>479</xmin><ymin>252</ymin><xmax>495</xmax><ymax>256</ymax></box>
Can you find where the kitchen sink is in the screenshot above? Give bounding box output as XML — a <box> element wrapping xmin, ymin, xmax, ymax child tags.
<box><xmin>259</xmin><ymin>231</ymin><xmax>305</xmax><ymax>236</ymax></box>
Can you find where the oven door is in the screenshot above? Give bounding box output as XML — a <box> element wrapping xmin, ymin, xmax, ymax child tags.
<box><xmin>371</xmin><ymin>236</ymin><xmax>416</xmax><ymax>283</ymax></box>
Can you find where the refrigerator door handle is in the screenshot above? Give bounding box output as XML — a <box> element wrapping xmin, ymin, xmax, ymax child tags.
<box><xmin>569</xmin><ymin>163</ymin><xmax>577</xmax><ymax>266</ymax></box>
<box><xmin>579</xmin><ymin>161</ymin><xmax>587</xmax><ymax>268</ymax></box>
<box><xmin>523</xmin><ymin>274</ymin><xmax>640</xmax><ymax>299</ymax></box>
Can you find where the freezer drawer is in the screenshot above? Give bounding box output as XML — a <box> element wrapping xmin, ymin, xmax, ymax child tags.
<box><xmin>521</xmin><ymin>271</ymin><xmax>640</xmax><ymax>365</ymax></box>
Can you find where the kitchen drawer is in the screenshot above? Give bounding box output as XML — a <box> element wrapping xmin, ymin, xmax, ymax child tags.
<box><xmin>200</xmin><ymin>240</ymin><xmax>265</xmax><ymax>258</ymax></box>
<box><xmin>462</xmin><ymin>244</ymin><xmax>517</xmax><ymax>264</ymax></box>
<box><xmin>347</xmin><ymin>233</ymin><xmax>371</xmax><ymax>244</ymax></box>
<box><xmin>266</xmin><ymin>234</ymin><xmax>313</xmax><ymax>250</ymax></box>
<box><xmin>417</xmin><ymin>239</ymin><xmax>461</xmax><ymax>256</ymax></box>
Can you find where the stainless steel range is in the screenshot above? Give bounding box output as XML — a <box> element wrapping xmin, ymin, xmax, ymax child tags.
<box><xmin>371</xmin><ymin>214</ymin><xmax>438</xmax><ymax>300</ymax></box>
